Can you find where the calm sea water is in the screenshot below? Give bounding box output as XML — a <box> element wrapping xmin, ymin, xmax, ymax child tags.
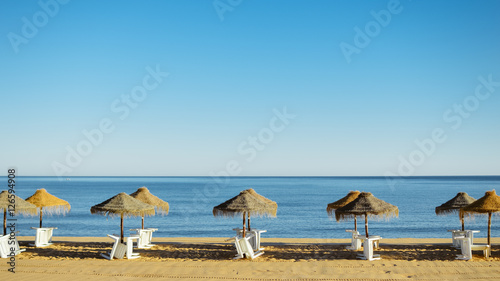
<box><xmin>5</xmin><ymin>176</ymin><xmax>500</xmax><ymax>239</ymax></box>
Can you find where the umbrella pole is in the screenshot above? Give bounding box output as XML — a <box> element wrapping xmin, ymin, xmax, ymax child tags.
<box><xmin>142</xmin><ymin>216</ymin><xmax>144</xmax><ymax>229</ymax></box>
<box><xmin>354</xmin><ymin>215</ymin><xmax>357</xmax><ymax>232</ymax></box>
<box><xmin>242</xmin><ymin>212</ymin><xmax>246</xmax><ymax>238</ymax></box>
<box><xmin>461</xmin><ymin>213</ymin><xmax>465</xmax><ymax>231</ymax></box>
<box><xmin>40</xmin><ymin>209</ymin><xmax>43</xmax><ymax>228</ymax></box>
<box><xmin>488</xmin><ymin>212</ymin><xmax>492</xmax><ymax>247</ymax></box>
<box><xmin>248</xmin><ymin>214</ymin><xmax>251</xmax><ymax>231</ymax></box>
<box><xmin>121</xmin><ymin>213</ymin><xmax>124</xmax><ymax>244</ymax></box>
<box><xmin>364</xmin><ymin>213</ymin><xmax>369</xmax><ymax>238</ymax></box>
<box><xmin>3</xmin><ymin>209</ymin><xmax>6</xmax><ymax>236</ymax></box>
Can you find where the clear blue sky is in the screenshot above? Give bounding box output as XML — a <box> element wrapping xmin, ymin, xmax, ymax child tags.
<box><xmin>1</xmin><ymin>0</ymin><xmax>499</xmax><ymax>176</ymax></box>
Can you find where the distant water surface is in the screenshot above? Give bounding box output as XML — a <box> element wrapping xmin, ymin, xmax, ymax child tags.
<box><xmin>6</xmin><ymin>176</ymin><xmax>500</xmax><ymax>239</ymax></box>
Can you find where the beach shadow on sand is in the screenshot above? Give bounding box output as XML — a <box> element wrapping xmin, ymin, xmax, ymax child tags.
<box><xmin>16</xmin><ymin>241</ymin><xmax>500</xmax><ymax>261</ymax></box>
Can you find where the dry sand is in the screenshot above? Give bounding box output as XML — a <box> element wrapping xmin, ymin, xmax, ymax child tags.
<box><xmin>2</xmin><ymin>236</ymin><xmax>500</xmax><ymax>280</ymax></box>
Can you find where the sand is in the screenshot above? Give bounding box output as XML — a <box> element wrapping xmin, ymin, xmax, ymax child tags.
<box><xmin>2</xmin><ymin>236</ymin><xmax>500</xmax><ymax>280</ymax></box>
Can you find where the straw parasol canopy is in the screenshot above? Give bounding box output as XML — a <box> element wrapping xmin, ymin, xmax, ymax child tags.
<box><xmin>460</xmin><ymin>190</ymin><xmax>500</xmax><ymax>247</ymax></box>
<box><xmin>435</xmin><ymin>192</ymin><xmax>476</xmax><ymax>231</ymax></box>
<box><xmin>213</xmin><ymin>188</ymin><xmax>277</xmax><ymax>237</ymax></box>
<box><xmin>335</xmin><ymin>192</ymin><xmax>398</xmax><ymax>237</ymax></box>
<box><xmin>0</xmin><ymin>190</ymin><xmax>37</xmax><ymax>235</ymax></box>
<box><xmin>327</xmin><ymin>191</ymin><xmax>361</xmax><ymax>231</ymax></box>
<box><xmin>91</xmin><ymin>192</ymin><xmax>155</xmax><ymax>243</ymax></box>
<box><xmin>130</xmin><ymin>186</ymin><xmax>169</xmax><ymax>229</ymax></box>
<box><xmin>25</xmin><ymin>188</ymin><xmax>71</xmax><ymax>228</ymax></box>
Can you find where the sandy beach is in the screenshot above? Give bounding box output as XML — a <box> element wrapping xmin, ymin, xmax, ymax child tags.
<box><xmin>1</xmin><ymin>236</ymin><xmax>500</xmax><ymax>280</ymax></box>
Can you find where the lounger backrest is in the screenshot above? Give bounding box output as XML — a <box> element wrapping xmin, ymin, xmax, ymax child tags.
<box><xmin>0</xmin><ymin>235</ymin><xmax>10</xmax><ymax>258</ymax></box>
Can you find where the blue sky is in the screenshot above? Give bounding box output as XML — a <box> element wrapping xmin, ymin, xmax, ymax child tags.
<box><xmin>1</xmin><ymin>0</ymin><xmax>499</xmax><ymax>176</ymax></box>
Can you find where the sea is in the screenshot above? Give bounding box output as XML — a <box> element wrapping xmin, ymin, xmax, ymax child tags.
<box><xmin>4</xmin><ymin>176</ymin><xmax>500</xmax><ymax>239</ymax></box>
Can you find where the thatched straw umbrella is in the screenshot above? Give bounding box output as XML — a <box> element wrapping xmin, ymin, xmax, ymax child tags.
<box><xmin>0</xmin><ymin>190</ymin><xmax>37</xmax><ymax>235</ymax></box>
<box><xmin>25</xmin><ymin>188</ymin><xmax>71</xmax><ymax>228</ymax></box>
<box><xmin>130</xmin><ymin>187</ymin><xmax>169</xmax><ymax>229</ymax></box>
<box><xmin>460</xmin><ymin>190</ymin><xmax>500</xmax><ymax>247</ymax></box>
<box><xmin>335</xmin><ymin>192</ymin><xmax>398</xmax><ymax>238</ymax></box>
<box><xmin>435</xmin><ymin>192</ymin><xmax>476</xmax><ymax>231</ymax></box>
<box><xmin>213</xmin><ymin>188</ymin><xmax>277</xmax><ymax>237</ymax></box>
<box><xmin>91</xmin><ymin>192</ymin><xmax>155</xmax><ymax>243</ymax></box>
<box><xmin>327</xmin><ymin>191</ymin><xmax>360</xmax><ymax>231</ymax></box>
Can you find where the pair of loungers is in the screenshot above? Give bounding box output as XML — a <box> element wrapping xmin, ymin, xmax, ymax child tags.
<box><xmin>449</xmin><ymin>230</ymin><xmax>490</xmax><ymax>260</ymax></box>
<box><xmin>345</xmin><ymin>230</ymin><xmax>382</xmax><ymax>261</ymax></box>
<box><xmin>101</xmin><ymin>228</ymin><xmax>158</xmax><ymax>260</ymax></box>
<box><xmin>1</xmin><ymin>227</ymin><xmax>57</xmax><ymax>260</ymax></box>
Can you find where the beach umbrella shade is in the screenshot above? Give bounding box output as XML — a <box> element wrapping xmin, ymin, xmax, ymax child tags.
<box><xmin>25</xmin><ymin>188</ymin><xmax>71</xmax><ymax>228</ymax></box>
<box><xmin>460</xmin><ymin>190</ymin><xmax>500</xmax><ymax>247</ymax></box>
<box><xmin>213</xmin><ymin>188</ymin><xmax>277</xmax><ymax>237</ymax></box>
<box><xmin>0</xmin><ymin>190</ymin><xmax>37</xmax><ymax>235</ymax></box>
<box><xmin>335</xmin><ymin>192</ymin><xmax>398</xmax><ymax>238</ymax></box>
<box><xmin>435</xmin><ymin>192</ymin><xmax>476</xmax><ymax>231</ymax></box>
<box><xmin>90</xmin><ymin>192</ymin><xmax>155</xmax><ymax>243</ymax></box>
<box><xmin>130</xmin><ymin>186</ymin><xmax>169</xmax><ymax>229</ymax></box>
<box><xmin>327</xmin><ymin>191</ymin><xmax>361</xmax><ymax>231</ymax></box>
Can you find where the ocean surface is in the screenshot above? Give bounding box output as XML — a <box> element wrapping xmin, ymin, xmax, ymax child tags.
<box><xmin>4</xmin><ymin>176</ymin><xmax>500</xmax><ymax>239</ymax></box>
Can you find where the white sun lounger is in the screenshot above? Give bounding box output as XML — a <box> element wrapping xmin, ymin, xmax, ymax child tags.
<box><xmin>30</xmin><ymin>227</ymin><xmax>57</xmax><ymax>247</ymax></box>
<box><xmin>233</xmin><ymin>228</ymin><xmax>267</xmax><ymax>251</ymax></box>
<box><xmin>130</xmin><ymin>228</ymin><xmax>158</xmax><ymax>249</ymax></box>
<box><xmin>228</xmin><ymin>235</ymin><xmax>264</xmax><ymax>260</ymax></box>
<box><xmin>0</xmin><ymin>235</ymin><xmax>9</xmax><ymax>258</ymax></box>
<box><xmin>357</xmin><ymin>236</ymin><xmax>382</xmax><ymax>261</ymax></box>
<box><xmin>102</xmin><ymin>234</ymin><xmax>139</xmax><ymax>260</ymax></box>
<box><xmin>126</xmin><ymin>235</ymin><xmax>140</xmax><ymax>259</ymax></box>
<box><xmin>449</xmin><ymin>229</ymin><xmax>480</xmax><ymax>249</ymax></box>
<box><xmin>455</xmin><ymin>234</ymin><xmax>490</xmax><ymax>260</ymax></box>
<box><xmin>238</xmin><ymin>235</ymin><xmax>264</xmax><ymax>259</ymax></box>
<box><xmin>345</xmin><ymin>229</ymin><xmax>362</xmax><ymax>250</ymax></box>
<box><xmin>0</xmin><ymin>234</ymin><xmax>26</xmax><ymax>258</ymax></box>
<box><xmin>101</xmin><ymin>234</ymin><xmax>127</xmax><ymax>260</ymax></box>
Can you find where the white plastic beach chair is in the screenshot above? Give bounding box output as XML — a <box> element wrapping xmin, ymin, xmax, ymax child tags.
<box><xmin>227</xmin><ymin>236</ymin><xmax>245</xmax><ymax>260</ymax></box>
<box><xmin>233</xmin><ymin>228</ymin><xmax>267</xmax><ymax>251</ymax></box>
<box><xmin>449</xmin><ymin>229</ymin><xmax>479</xmax><ymax>249</ymax></box>
<box><xmin>101</xmin><ymin>234</ymin><xmax>127</xmax><ymax>260</ymax></box>
<box><xmin>357</xmin><ymin>236</ymin><xmax>382</xmax><ymax>261</ymax></box>
<box><xmin>30</xmin><ymin>227</ymin><xmax>57</xmax><ymax>247</ymax></box>
<box><xmin>345</xmin><ymin>229</ymin><xmax>362</xmax><ymax>251</ymax></box>
<box><xmin>0</xmin><ymin>234</ymin><xmax>26</xmax><ymax>258</ymax></box>
<box><xmin>0</xmin><ymin>235</ymin><xmax>10</xmax><ymax>258</ymax></box>
<box><xmin>238</xmin><ymin>235</ymin><xmax>264</xmax><ymax>259</ymax></box>
<box><xmin>126</xmin><ymin>235</ymin><xmax>140</xmax><ymax>259</ymax></box>
<box><xmin>448</xmin><ymin>229</ymin><xmax>465</xmax><ymax>248</ymax></box>
<box><xmin>130</xmin><ymin>228</ymin><xmax>158</xmax><ymax>249</ymax></box>
<box><xmin>455</xmin><ymin>234</ymin><xmax>490</xmax><ymax>260</ymax></box>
